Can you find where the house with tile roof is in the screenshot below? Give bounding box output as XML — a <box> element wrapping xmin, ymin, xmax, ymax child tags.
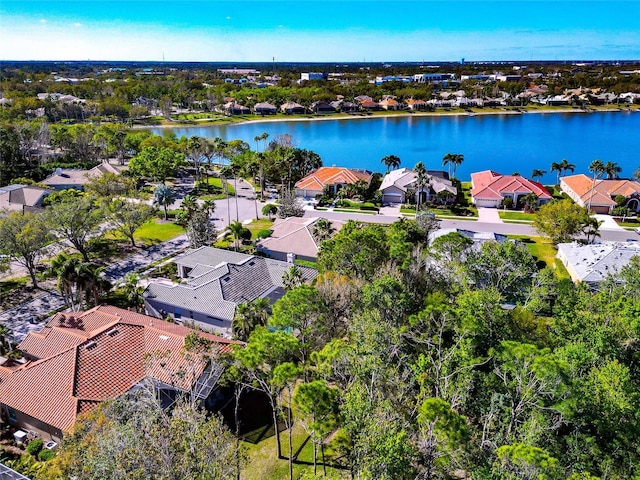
<box><xmin>280</xmin><ymin>101</ymin><xmax>305</xmax><ymax>114</ymax></box>
<box><xmin>0</xmin><ymin>184</ymin><xmax>50</xmax><ymax>213</ymax></box>
<box><xmin>470</xmin><ymin>170</ymin><xmax>552</xmax><ymax>208</ymax></box>
<box><xmin>295</xmin><ymin>167</ymin><xmax>373</xmax><ymax>198</ymax></box>
<box><xmin>560</xmin><ymin>174</ymin><xmax>640</xmax><ymax>214</ymax></box>
<box><xmin>256</xmin><ymin>217</ymin><xmax>346</xmax><ymax>262</ymax></box>
<box><xmin>0</xmin><ymin>305</ymin><xmax>235</xmax><ymax>442</ymax></box>
<box><xmin>379</xmin><ymin>168</ymin><xmax>457</xmax><ymax>204</ymax></box>
<box><xmin>143</xmin><ymin>247</ymin><xmax>317</xmax><ymax>334</ymax></box>
<box><xmin>557</xmin><ymin>241</ymin><xmax>640</xmax><ymax>286</ymax></box>
<box><xmin>253</xmin><ymin>102</ymin><xmax>277</xmax><ymax>115</ymax></box>
<box><xmin>41</xmin><ymin>162</ymin><xmax>124</xmax><ymax>191</ymax></box>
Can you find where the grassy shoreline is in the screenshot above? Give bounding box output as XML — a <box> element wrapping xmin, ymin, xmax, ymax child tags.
<box><xmin>136</xmin><ymin>104</ymin><xmax>639</xmax><ymax>130</ymax></box>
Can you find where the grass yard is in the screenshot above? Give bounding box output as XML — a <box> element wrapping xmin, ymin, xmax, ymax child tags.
<box><xmin>245</xmin><ymin>219</ymin><xmax>275</xmax><ymax>236</ymax></box>
<box><xmin>509</xmin><ymin>235</ymin><xmax>570</xmax><ymax>280</ymax></box>
<box><xmin>104</xmin><ymin>219</ymin><xmax>185</xmax><ymax>247</ymax></box>
<box><xmin>242</xmin><ymin>422</ymin><xmax>350</xmax><ymax>480</ymax></box>
<box><xmin>333</xmin><ymin>208</ymin><xmax>377</xmax><ymax>215</ymax></box>
<box><xmin>498</xmin><ymin>211</ymin><xmax>536</xmax><ymax>222</ymax></box>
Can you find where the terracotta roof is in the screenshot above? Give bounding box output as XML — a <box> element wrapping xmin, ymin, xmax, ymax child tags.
<box><xmin>295</xmin><ymin>167</ymin><xmax>372</xmax><ymax>191</ymax></box>
<box><xmin>561</xmin><ymin>174</ymin><xmax>640</xmax><ymax>206</ymax></box>
<box><xmin>0</xmin><ymin>306</ymin><xmax>235</xmax><ymax>432</ymax></box>
<box><xmin>471</xmin><ymin>170</ymin><xmax>552</xmax><ymax>200</ymax></box>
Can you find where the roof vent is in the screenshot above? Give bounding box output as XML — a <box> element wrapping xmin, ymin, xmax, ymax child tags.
<box><xmin>85</xmin><ymin>341</ymin><xmax>97</xmax><ymax>350</ymax></box>
<box><xmin>107</xmin><ymin>328</ymin><xmax>119</xmax><ymax>337</ymax></box>
<box><xmin>159</xmin><ymin>335</ymin><xmax>169</xmax><ymax>341</ymax></box>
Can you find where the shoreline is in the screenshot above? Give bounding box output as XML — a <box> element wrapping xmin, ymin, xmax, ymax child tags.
<box><xmin>139</xmin><ymin>105</ymin><xmax>637</xmax><ymax>130</ymax></box>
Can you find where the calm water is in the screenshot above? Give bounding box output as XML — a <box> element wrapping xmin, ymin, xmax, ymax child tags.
<box><xmin>150</xmin><ymin>111</ymin><xmax>640</xmax><ymax>183</ymax></box>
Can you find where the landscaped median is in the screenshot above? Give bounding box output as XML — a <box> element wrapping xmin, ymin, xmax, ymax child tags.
<box><xmin>401</xmin><ymin>206</ymin><xmax>478</xmax><ymax>221</ymax></box>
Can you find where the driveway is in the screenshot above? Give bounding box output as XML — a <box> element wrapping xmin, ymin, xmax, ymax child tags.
<box><xmin>476</xmin><ymin>207</ymin><xmax>503</xmax><ymax>224</ymax></box>
<box><xmin>593</xmin><ymin>214</ymin><xmax>625</xmax><ymax>231</ymax></box>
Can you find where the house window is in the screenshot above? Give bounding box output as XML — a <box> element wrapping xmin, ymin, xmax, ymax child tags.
<box><xmin>8</xmin><ymin>408</ymin><xmax>16</xmax><ymax>422</ymax></box>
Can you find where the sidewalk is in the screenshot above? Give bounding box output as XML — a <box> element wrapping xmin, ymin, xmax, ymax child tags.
<box><xmin>1</xmin><ymin>234</ymin><xmax>191</xmax><ymax>343</ymax></box>
<box><xmin>593</xmin><ymin>214</ymin><xmax>625</xmax><ymax>231</ymax></box>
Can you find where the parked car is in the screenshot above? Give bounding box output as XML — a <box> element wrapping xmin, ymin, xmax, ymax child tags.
<box><xmin>634</xmin><ymin>227</ymin><xmax>640</xmax><ymax>235</ymax></box>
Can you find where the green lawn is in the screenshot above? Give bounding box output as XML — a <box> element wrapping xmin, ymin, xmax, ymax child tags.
<box><xmin>193</xmin><ymin>176</ymin><xmax>235</xmax><ymax>196</ymax></box>
<box><xmin>333</xmin><ymin>208</ymin><xmax>377</xmax><ymax>215</ymax></box>
<box><xmin>242</xmin><ymin>422</ymin><xmax>349</xmax><ymax>480</ymax></box>
<box><xmin>105</xmin><ymin>219</ymin><xmax>185</xmax><ymax>245</ymax></box>
<box><xmin>508</xmin><ymin>235</ymin><xmax>570</xmax><ymax>280</ymax></box>
<box><xmin>498</xmin><ymin>211</ymin><xmax>536</xmax><ymax>222</ymax></box>
<box><xmin>245</xmin><ymin>219</ymin><xmax>275</xmax><ymax>236</ymax></box>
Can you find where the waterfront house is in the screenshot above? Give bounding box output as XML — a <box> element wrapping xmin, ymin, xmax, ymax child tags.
<box><xmin>256</xmin><ymin>216</ymin><xmax>346</xmax><ymax>262</ymax></box>
<box><xmin>378</xmin><ymin>98</ymin><xmax>401</xmax><ymax>110</ymax></box>
<box><xmin>379</xmin><ymin>168</ymin><xmax>457</xmax><ymax>205</ymax></box>
<box><xmin>470</xmin><ymin>170</ymin><xmax>552</xmax><ymax>208</ymax></box>
<box><xmin>280</xmin><ymin>101</ymin><xmax>305</xmax><ymax>114</ymax></box>
<box><xmin>223</xmin><ymin>101</ymin><xmax>250</xmax><ymax>115</ymax></box>
<box><xmin>143</xmin><ymin>247</ymin><xmax>317</xmax><ymax>334</ymax></box>
<box><xmin>0</xmin><ymin>306</ymin><xmax>235</xmax><ymax>442</ymax></box>
<box><xmin>310</xmin><ymin>101</ymin><xmax>335</xmax><ymax>114</ymax></box>
<box><xmin>560</xmin><ymin>174</ymin><xmax>640</xmax><ymax>213</ymax></box>
<box><xmin>253</xmin><ymin>102</ymin><xmax>277</xmax><ymax>115</ymax></box>
<box><xmin>406</xmin><ymin>99</ymin><xmax>427</xmax><ymax>111</ymax></box>
<box><xmin>359</xmin><ymin>99</ymin><xmax>380</xmax><ymax>110</ymax></box>
<box><xmin>295</xmin><ymin>166</ymin><xmax>373</xmax><ymax>198</ymax></box>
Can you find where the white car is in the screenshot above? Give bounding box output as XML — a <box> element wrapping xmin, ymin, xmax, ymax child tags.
<box><xmin>635</xmin><ymin>227</ymin><xmax>640</xmax><ymax>235</ymax></box>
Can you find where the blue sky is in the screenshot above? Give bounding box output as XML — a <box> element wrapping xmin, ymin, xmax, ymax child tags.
<box><xmin>1</xmin><ymin>1</ymin><xmax>639</xmax><ymax>61</ymax></box>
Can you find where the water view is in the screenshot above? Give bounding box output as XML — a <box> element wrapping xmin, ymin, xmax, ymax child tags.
<box><xmin>151</xmin><ymin>111</ymin><xmax>640</xmax><ymax>183</ymax></box>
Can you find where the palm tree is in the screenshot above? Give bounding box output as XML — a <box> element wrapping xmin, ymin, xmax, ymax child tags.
<box><xmin>153</xmin><ymin>184</ymin><xmax>176</xmax><ymax>220</ymax></box>
<box><xmin>282</xmin><ymin>265</ymin><xmax>304</xmax><ymax>291</ymax></box>
<box><xmin>442</xmin><ymin>153</ymin><xmax>464</xmax><ymax>178</ymax></box>
<box><xmin>226</xmin><ymin>220</ymin><xmax>246</xmax><ymax>251</ymax></box>
<box><xmin>380</xmin><ymin>155</ymin><xmax>401</xmax><ymax>173</ymax></box>
<box><xmin>219</xmin><ymin>165</ymin><xmax>233</xmax><ymax>226</ymax></box>
<box><xmin>414</xmin><ymin>161</ymin><xmax>429</xmax><ymax>211</ymax></box>
<box><xmin>587</xmin><ymin>159</ymin><xmax>606</xmax><ymax>211</ymax></box>
<box><xmin>187</xmin><ymin>136</ymin><xmax>203</xmax><ymax>182</ymax></box>
<box><xmin>559</xmin><ymin>158</ymin><xmax>576</xmax><ymax>177</ymax></box>
<box><xmin>582</xmin><ymin>217</ymin><xmax>601</xmax><ymax>244</ymax></box>
<box><xmin>120</xmin><ymin>273</ymin><xmax>144</xmax><ymax>312</ymax></box>
<box><xmin>550</xmin><ymin>161</ymin><xmax>563</xmax><ymax>185</ymax></box>
<box><xmin>311</xmin><ymin>218</ymin><xmax>336</xmax><ymax>243</ymax></box>
<box><xmin>0</xmin><ymin>324</ymin><xmax>14</xmax><ymax>356</ymax></box>
<box><xmin>531</xmin><ymin>169</ymin><xmax>546</xmax><ymax>182</ymax></box>
<box><xmin>232</xmin><ymin>302</ymin><xmax>253</xmax><ymax>341</ymax></box>
<box><xmin>604</xmin><ymin>161</ymin><xmax>622</xmax><ymax>179</ymax></box>
<box><xmin>249</xmin><ymin>297</ymin><xmax>270</xmax><ymax>329</ymax></box>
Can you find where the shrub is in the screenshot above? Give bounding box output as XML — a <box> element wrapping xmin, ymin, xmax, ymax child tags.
<box><xmin>38</xmin><ymin>449</ymin><xmax>55</xmax><ymax>461</ymax></box>
<box><xmin>26</xmin><ymin>439</ymin><xmax>44</xmax><ymax>456</ymax></box>
<box><xmin>255</xmin><ymin>229</ymin><xmax>272</xmax><ymax>239</ymax></box>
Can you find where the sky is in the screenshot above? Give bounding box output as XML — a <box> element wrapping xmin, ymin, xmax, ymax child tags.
<box><xmin>1</xmin><ymin>1</ymin><xmax>640</xmax><ymax>62</ymax></box>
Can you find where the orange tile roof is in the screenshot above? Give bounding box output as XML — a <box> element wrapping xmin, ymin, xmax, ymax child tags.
<box><xmin>295</xmin><ymin>167</ymin><xmax>372</xmax><ymax>191</ymax></box>
<box><xmin>0</xmin><ymin>306</ymin><xmax>237</xmax><ymax>432</ymax></box>
<box><xmin>562</xmin><ymin>174</ymin><xmax>640</xmax><ymax>206</ymax></box>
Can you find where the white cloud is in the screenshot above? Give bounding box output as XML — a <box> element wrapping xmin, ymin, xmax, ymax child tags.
<box><xmin>73</xmin><ymin>22</ymin><xmax>82</xmax><ymax>27</ymax></box>
<box><xmin>39</xmin><ymin>19</ymin><xmax>46</xmax><ymax>24</ymax></box>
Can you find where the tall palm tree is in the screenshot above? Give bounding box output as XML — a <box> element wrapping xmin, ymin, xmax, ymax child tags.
<box><xmin>187</xmin><ymin>136</ymin><xmax>203</xmax><ymax>182</ymax></box>
<box><xmin>582</xmin><ymin>217</ymin><xmax>601</xmax><ymax>244</ymax></box>
<box><xmin>153</xmin><ymin>184</ymin><xmax>176</xmax><ymax>220</ymax></box>
<box><xmin>531</xmin><ymin>169</ymin><xmax>546</xmax><ymax>182</ymax></box>
<box><xmin>219</xmin><ymin>165</ymin><xmax>233</xmax><ymax>226</ymax></box>
<box><xmin>311</xmin><ymin>218</ymin><xmax>336</xmax><ymax>243</ymax></box>
<box><xmin>442</xmin><ymin>153</ymin><xmax>464</xmax><ymax>178</ymax></box>
<box><xmin>414</xmin><ymin>161</ymin><xmax>429</xmax><ymax>211</ymax></box>
<box><xmin>380</xmin><ymin>155</ymin><xmax>401</xmax><ymax>174</ymax></box>
<box><xmin>550</xmin><ymin>161</ymin><xmax>563</xmax><ymax>185</ymax></box>
<box><xmin>232</xmin><ymin>302</ymin><xmax>253</xmax><ymax>341</ymax></box>
<box><xmin>587</xmin><ymin>159</ymin><xmax>606</xmax><ymax>211</ymax></box>
<box><xmin>249</xmin><ymin>297</ymin><xmax>270</xmax><ymax>329</ymax></box>
<box><xmin>559</xmin><ymin>158</ymin><xmax>576</xmax><ymax>177</ymax></box>
<box><xmin>226</xmin><ymin>220</ymin><xmax>246</xmax><ymax>251</ymax></box>
<box><xmin>604</xmin><ymin>161</ymin><xmax>622</xmax><ymax>179</ymax></box>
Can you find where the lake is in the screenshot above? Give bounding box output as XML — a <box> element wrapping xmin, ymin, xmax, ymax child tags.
<box><xmin>149</xmin><ymin>111</ymin><xmax>640</xmax><ymax>184</ymax></box>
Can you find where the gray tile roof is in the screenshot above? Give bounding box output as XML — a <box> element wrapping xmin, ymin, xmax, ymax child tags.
<box><xmin>144</xmin><ymin>247</ymin><xmax>317</xmax><ymax>325</ymax></box>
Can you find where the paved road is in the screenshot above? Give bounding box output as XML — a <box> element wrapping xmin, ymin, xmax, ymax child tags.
<box><xmin>302</xmin><ymin>209</ymin><xmax>636</xmax><ymax>242</ymax></box>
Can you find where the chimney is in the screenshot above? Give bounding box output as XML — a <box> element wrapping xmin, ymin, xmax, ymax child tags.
<box><xmin>287</xmin><ymin>252</ymin><xmax>296</xmax><ymax>264</ymax></box>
